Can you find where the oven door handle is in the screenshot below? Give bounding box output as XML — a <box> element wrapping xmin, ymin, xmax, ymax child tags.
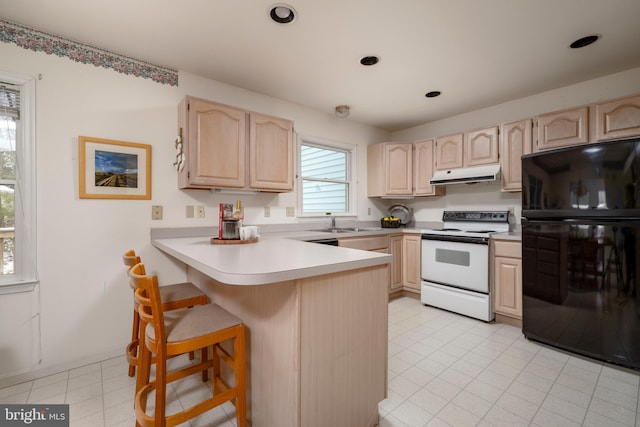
<box><xmin>421</xmin><ymin>234</ymin><xmax>489</xmax><ymax>244</ymax></box>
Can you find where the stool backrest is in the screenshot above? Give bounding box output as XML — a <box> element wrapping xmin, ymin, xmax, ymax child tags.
<box><xmin>128</xmin><ymin>262</ymin><xmax>167</xmax><ymax>350</ymax></box>
<box><xmin>123</xmin><ymin>250</ymin><xmax>142</xmax><ymax>291</ymax></box>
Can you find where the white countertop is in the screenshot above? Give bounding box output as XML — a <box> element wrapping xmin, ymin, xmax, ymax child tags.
<box><xmin>491</xmin><ymin>230</ymin><xmax>522</xmax><ymax>241</ymax></box>
<box><xmin>151</xmin><ymin>222</ymin><xmax>524</xmax><ymax>285</ymax></box>
<box><xmin>152</xmin><ymin>236</ymin><xmax>392</xmax><ymax>285</ymax></box>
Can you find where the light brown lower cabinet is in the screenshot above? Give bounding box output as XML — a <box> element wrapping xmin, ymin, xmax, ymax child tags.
<box><xmin>389</xmin><ymin>234</ymin><xmax>421</xmax><ymax>294</ymax></box>
<box><xmin>389</xmin><ymin>235</ymin><xmax>403</xmax><ymax>292</ymax></box>
<box><xmin>402</xmin><ymin>235</ymin><xmax>421</xmax><ymax>292</ymax></box>
<box><xmin>492</xmin><ymin>239</ymin><xmax>522</xmax><ymax>324</ymax></box>
<box><xmin>338</xmin><ymin>235</ymin><xmax>393</xmax><ymax>292</ymax></box>
<box><xmin>340</xmin><ymin>234</ymin><xmax>421</xmax><ymax>294</ymax></box>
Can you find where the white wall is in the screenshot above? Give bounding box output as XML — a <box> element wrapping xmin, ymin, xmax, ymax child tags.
<box><xmin>0</xmin><ymin>42</ymin><xmax>389</xmax><ymax>385</ymax></box>
<box><xmin>390</xmin><ymin>66</ymin><xmax>640</xmax><ymax>223</ymax></box>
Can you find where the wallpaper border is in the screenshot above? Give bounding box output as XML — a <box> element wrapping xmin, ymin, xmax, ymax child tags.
<box><xmin>0</xmin><ymin>19</ymin><xmax>178</xmax><ymax>86</ymax></box>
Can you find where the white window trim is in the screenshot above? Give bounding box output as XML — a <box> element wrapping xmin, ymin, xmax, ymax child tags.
<box><xmin>297</xmin><ymin>134</ymin><xmax>358</xmax><ymax>218</ymax></box>
<box><xmin>0</xmin><ymin>71</ymin><xmax>37</xmax><ymax>294</ymax></box>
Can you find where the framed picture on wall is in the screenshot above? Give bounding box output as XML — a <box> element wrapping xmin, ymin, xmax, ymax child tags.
<box><xmin>78</xmin><ymin>136</ymin><xmax>151</xmax><ymax>199</ymax></box>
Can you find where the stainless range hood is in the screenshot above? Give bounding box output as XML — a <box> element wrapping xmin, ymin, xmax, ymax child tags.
<box><xmin>430</xmin><ymin>164</ymin><xmax>501</xmax><ymax>185</ymax></box>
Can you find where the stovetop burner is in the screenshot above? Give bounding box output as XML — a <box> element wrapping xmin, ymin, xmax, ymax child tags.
<box><xmin>421</xmin><ymin>210</ymin><xmax>510</xmax><ymax>238</ymax></box>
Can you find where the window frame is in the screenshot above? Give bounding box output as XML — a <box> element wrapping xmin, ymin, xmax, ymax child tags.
<box><xmin>0</xmin><ymin>71</ymin><xmax>37</xmax><ymax>294</ymax></box>
<box><xmin>297</xmin><ymin>134</ymin><xmax>357</xmax><ymax>218</ymax></box>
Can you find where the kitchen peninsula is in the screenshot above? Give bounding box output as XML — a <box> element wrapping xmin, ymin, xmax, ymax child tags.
<box><xmin>151</xmin><ymin>230</ymin><xmax>391</xmax><ymax>427</ymax></box>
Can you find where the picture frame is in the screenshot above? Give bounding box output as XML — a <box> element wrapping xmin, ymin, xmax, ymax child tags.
<box><xmin>78</xmin><ymin>136</ymin><xmax>151</xmax><ymax>199</ymax></box>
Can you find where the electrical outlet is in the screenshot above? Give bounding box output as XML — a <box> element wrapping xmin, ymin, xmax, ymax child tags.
<box><xmin>152</xmin><ymin>205</ymin><xmax>163</xmax><ymax>220</ymax></box>
<box><xmin>286</xmin><ymin>206</ymin><xmax>295</xmax><ymax>217</ymax></box>
<box><xmin>186</xmin><ymin>205</ymin><xmax>194</xmax><ymax>218</ymax></box>
<box><xmin>196</xmin><ymin>205</ymin><xmax>205</xmax><ymax>218</ymax></box>
<box><xmin>264</xmin><ymin>206</ymin><xmax>271</xmax><ymax>217</ymax></box>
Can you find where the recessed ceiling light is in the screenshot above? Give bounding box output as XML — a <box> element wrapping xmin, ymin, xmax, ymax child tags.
<box><xmin>270</xmin><ymin>4</ymin><xmax>296</xmax><ymax>24</ymax></box>
<box><xmin>335</xmin><ymin>105</ymin><xmax>350</xmax><ymax>118</ymax></box>
<box><xmin>570</xmin><ymin>34</ymin><xmax>600</xmax><ymax>49</ymax></box>
<box><xmin>425</xmin><ymin>91</ymin><xmax>441</xmax><ymax>98</ymax></box>
<box><xmin>360</xmin><ymin>56</ymin><xmax>379</xmax><ymax>66</ymax></box>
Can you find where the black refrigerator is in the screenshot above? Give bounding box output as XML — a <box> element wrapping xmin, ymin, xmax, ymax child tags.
<box><xmin>522</xmin><ymin>138</ymin><xmax>640</xmax><ymax>370</ymax></box>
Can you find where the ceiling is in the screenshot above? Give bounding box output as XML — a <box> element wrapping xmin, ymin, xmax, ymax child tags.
<box><xmin>2</xmin><ymin>0</ymin><xmax>640</xmax><ymax>132</ymax></box>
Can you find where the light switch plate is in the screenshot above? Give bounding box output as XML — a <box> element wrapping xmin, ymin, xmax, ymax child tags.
<box><xmin>264</xmin><ymin>206</ymin><xmax>271</xmax><ymax>217</ymax></box>
<box><xmin>152</xmin><ymin>205</ymin><xmax>163</xmax><ymax>220</ymax></box>
<box><xmin>286</xmin><ymin>206</ymin><xmax>295</xmax><ymax>217</ymax></box>
<box><xmin>186</xmin><ymin>205</ymin><xmax>194</xmax><ymax>218</ymax></box>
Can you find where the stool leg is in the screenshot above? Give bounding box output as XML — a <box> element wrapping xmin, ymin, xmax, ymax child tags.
<box><xmin>135</xmin><ymin>333</ymin><xmax>151</xmax><ymax>427</ymax></box>
<box><xmin>129</xmin><ymin>308</ymin><xmax>140</xmax><ymax>377</ymax></box>
<box><xmin>154</xmin><ymin>351</ymin><xmax>168</xmax><ymax>427</ymax></box>
<box><xmin>212</xmin><ymin>345</ymin><xmax>221</xmax><ymax>395</ymax></box>
<box><xmin>135</xmin><ymin>322</ymin><xmax>151</xmax><ymax>400</ymax></box>
<box><xmin>235</xmin><ymin>325</ymin><xmax>247</xmax><ymax>427</ymax></box>
<box><xmin>201</xmin><ymin>346</ymin><xmax>209</xmax><ymax>382</ymax></box>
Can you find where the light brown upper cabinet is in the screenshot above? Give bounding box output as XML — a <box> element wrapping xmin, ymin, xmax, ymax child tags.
<box><xmin>434</xmin><ymin>133</ymin><xmax>463</xmax><ymax>170</ymax></box>
<box><xmin>178</xmin><ymin>97</ymin><xmax>246</xmax><ymax>189</ymax></box>
<box><xmin>464</xmin><ymin>126</ymin><xmax>499</xmax><ymax>166</ymax></box>
<box><xmin>413</xmin><ymin>140</ymin><xmax>445</xmax><ymax>196</ymax></box>
<box><xmin>500</xmin><ymin>119</ymin><xmax>532</xmax><ymax>192</ymax></box>
<box><xmin>435</xmin><ymin>126</ymin><xmax>498</xmax><ymax>170</ymax></box>
<box><xmin>178</xmin><ymin>96</ymin><xmax>293</xmax><ymax>191</ymax></box>
<box><xmin>248</xmin><ymin>113</ymin><xmax>294</xmax><ymax>191</ymax></box>
<box><xmin>535</xmin><ymin>106</ymin><xmax>589</xmax><ymax>152</ymax></box>
<box><xmin>367</xmin><ymin>143</ymin><xmax>413</xmax><ymax>197</ymax></box>
<box><xmin>595</xmin><ymin>93</ymin><xmax>640</xmax><ymax>141</ymax></box>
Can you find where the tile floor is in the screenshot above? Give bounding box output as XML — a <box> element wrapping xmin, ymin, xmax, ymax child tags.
<box><xmin>381</xmin><ymin>297</ymin><xmax>640</xmax><ymax>427</ymax></box>
<box><xmin>0</xmin><ymin>296</ymin><xmax>638</xmax><ymax>426</ymax></box>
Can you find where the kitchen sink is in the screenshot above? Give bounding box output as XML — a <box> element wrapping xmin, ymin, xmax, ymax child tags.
<box><xmin>310</xmin><ymin>227</ymin><xmax>382</xmax><ymax>233</ymax></box>
<box><xmin>310</xmin><ymin>228</ymin><xmax>356</xmax><ymax>233</ymax></box>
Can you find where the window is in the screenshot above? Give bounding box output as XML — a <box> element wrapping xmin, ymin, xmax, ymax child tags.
<box><xmin>0</xmin><ymin>72</ymin><xmax>37</xmax><ymax>293</ymax></box>
<box><xmin>298</xmin><ymin>135</ymin><xmax>356</xmax><ymax>216</ymax></box>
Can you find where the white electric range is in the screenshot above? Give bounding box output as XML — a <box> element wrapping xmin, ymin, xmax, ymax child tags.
<box><xmin>420</xmin><ymin>211</ymin><xmax>510</xmax><ymax>321</ymax></box>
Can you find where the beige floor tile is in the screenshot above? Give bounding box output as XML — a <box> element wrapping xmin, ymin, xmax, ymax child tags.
<box><xmin>3</xmin><ymin>296</ymin><xmax>640</xmax><ymax>427</ymax></box>
<box><xmin>390</xmin><ymin>400</ymin><xmax>433</xmax><ymax>427</ymax></box>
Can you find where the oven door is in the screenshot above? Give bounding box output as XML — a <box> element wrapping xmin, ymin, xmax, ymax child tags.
<box><xmin>421</xmin><ymin>238</ymin><xmax>489</xmax><ymax>292</ymax></box>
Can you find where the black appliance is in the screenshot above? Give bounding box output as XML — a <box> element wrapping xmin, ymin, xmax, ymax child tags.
<box><xmin>522</xmin><ymin>138</ymin><xmax>640</xmax><ymax>370</ymax></box>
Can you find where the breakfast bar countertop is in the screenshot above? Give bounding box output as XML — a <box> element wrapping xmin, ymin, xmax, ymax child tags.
<box><xmin>151</xmin><ymin>226</ymin><xmax>392</xmax><ymax>426</ymax></box>
<box><xmin>151</xmin><ymin>235</ymin><xmax>391</xmax><ymax>286</ymax></box>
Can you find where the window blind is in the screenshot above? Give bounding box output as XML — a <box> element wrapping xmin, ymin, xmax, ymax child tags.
<box><xmin>0</xmin><ymin>83</ymin><xmax>20</xmax><ymax>120</ymax></box>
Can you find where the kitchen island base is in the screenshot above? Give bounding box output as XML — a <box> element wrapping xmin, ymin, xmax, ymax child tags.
<box><xmin>187</xmin><ymin>264</ymin><xmax>388</xmax><ymax>427</ymax></box>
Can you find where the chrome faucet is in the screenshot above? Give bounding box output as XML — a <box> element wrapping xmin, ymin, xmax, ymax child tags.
<box><xmin>330</xmin><ymin>216</ymin><xmax>336</xmax><ymax>229</ymax></box>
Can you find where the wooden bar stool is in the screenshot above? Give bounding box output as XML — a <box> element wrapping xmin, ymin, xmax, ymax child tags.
<box><xmin>122</xmin><ymin>250</ymin><xmax>208</xmax><ymax>377</ymax></box>
<box><xmin>128</xmin><ymin>262</ymin><xmax>247</xmax><ymax>427</ymax></box>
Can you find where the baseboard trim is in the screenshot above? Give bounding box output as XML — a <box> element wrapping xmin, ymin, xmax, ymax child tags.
<box><xmin>495</xmin><ymin>313</ymin><xmax>522</xmax><ymax>328</ymax></box>
<box><xmin>0</xmin><ymin>347</ymin><xmax>124</xmax><ymax>389</ymax></box>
